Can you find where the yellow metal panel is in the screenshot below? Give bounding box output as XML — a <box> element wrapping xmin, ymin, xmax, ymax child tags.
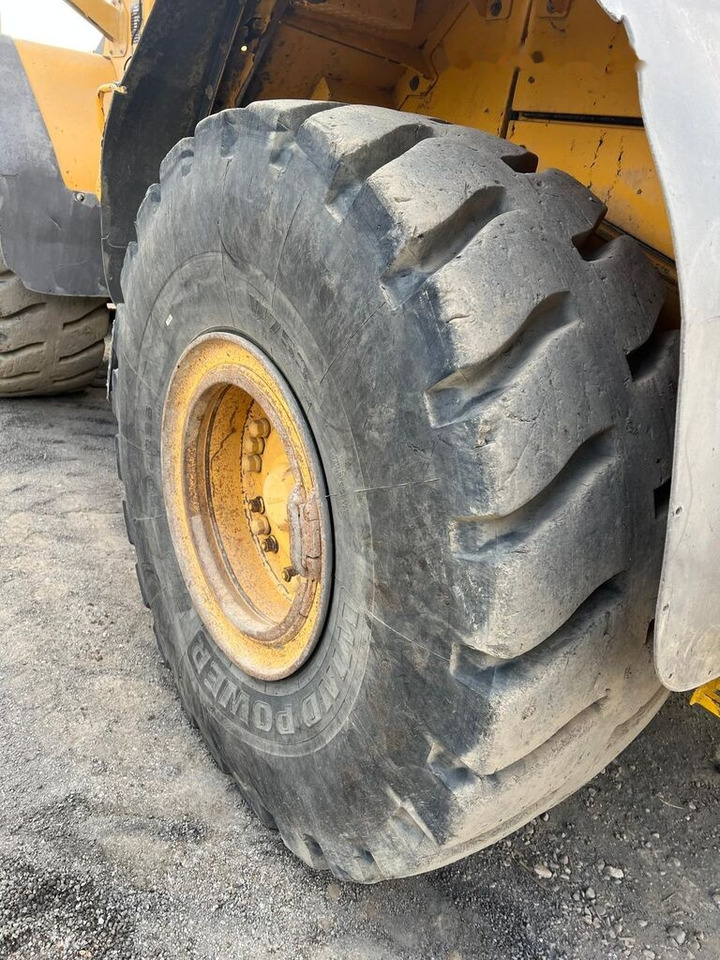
<box><xmin>397</xmin><ymin>1</ymin><xmax>531</xmax><ymax>134</ymax></box>
<box><xmin>250</xmin><ymin>0</ymin><xmax>673</xmax><ymax>267</ymax></box>
<box><xmin>515</xmin><ymin>0</ymin><xmax>641</xmax><ymax>117</ymax></box>
<box><xmin>254</xmin><ymin>24</ymin><xmax>405</xmax><ymax>101</ymax></box>
<box><xmin>14</xmin><ymin>40</ymin><xmax>113</xmax><ymax>195</ymax></box>
<box><xmin>312</xmin><ymin>77</ymin><xmax>395</xmax><ymax>109</ymax></box>
<box><xmin>508</xmin><ymin>119</ymin><xmax>673</xmax><ymax>258</ymax></box>
<box><xmin>292</xmin><ymin>0</ymin><xmax>418</xmax><ymax>32</ymax></box>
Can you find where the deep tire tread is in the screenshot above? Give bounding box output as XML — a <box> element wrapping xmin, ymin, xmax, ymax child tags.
<box><xmin>0</xmin><ymin>262</ymin><xmax>109</xmax><ymax>396</ymax></box>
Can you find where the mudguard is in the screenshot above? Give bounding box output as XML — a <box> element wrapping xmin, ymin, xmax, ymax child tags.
<box><xmin>0</xmin><ymin>35</ymin><xmax>107</xmax><ymax>297</ymax></box>
<box><xmin>101</xmin><ymin>0</ymin><xmax>244</xmax><ymax>303</ymax></box>
<box><xmin>599</xmin><ymin>0</ymin><xmax>720</xmax><ymax>690</ymax></box>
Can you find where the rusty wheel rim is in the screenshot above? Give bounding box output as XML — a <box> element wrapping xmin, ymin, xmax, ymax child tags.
<box><xmin>161</xmin><ymin>332</ymin><xmax>332</xmax><ymax>681</ymax></box>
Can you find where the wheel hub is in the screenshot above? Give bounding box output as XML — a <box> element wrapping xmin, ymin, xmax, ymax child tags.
<box><xmin>161</xmin><ymin>332</ymin><xmax>332</xmax><ymax>681</ymax></box>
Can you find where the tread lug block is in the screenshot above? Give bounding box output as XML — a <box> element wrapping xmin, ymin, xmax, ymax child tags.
<box><xmin>115</xmin><ymin>102</ymin><xmax>675</xmax><ymax>881</ymax></box>
<box><xmin>59</xmin><ymin>307</ymin><xmax>109</xmax><ymax>358</ymax></box>
<box><xmin>439</xmin><ymin>124</ymin><xmax>538</xmax><ymax>170</ymax></box>
<box><xmin>218</xmin><ymin>106</ymin><xmax>345</xmax><ymax>297</ymax></box>
<box><xmin>528</xmin><ymin>167</ymin><xmax>607</xmax><ymax>245</ymax></box>
<box><xmin>626</xmin><ymin>331</ymin><xmax>680</xmax><ymax>570</ymax></box>
<box><xmin>451</xmin><ymin>434</ymin><xmax>627</xmax><ymax>658</ymax></box>
<box><xmin>627</xmin><ymin>330</ymin><xmax>680</xmax><ymax>489</ymax></box>
<box><xmin>118</xmin><ymin>245</ymin><xmax>138</xmax><ymax>309</ymax></box>
<box><xmin>114</xmin><ymin>434</ymin><xmax>123</xmax><ymax>481</ymax></box>
<box><xmin>0</xmin><ymin>342</ymin><xmax>45</xmax><ymax>379</ymax></box>
<box><xmin>449</xmin><ymin>578</ymin><xmax>641</xmax><ymax>776</ymax></box>
<box><xmin>54</xmin><ymin>342</ymin><xmax>106</xmax><ymax>383</ymax></box>
<box><xmin>158</xmin><ymin>136</ymin><xmax>195</xmax><ymax>183</ymax></box>
<box><xmin>122</xmin><ymin>499</ymin><xmax>135</xmax><ymax>546</ymax></box>
<box><xmin>194</xmin><ymin>110</ymin><xmax>240</xmax><ymax>154</ymax></box>
<box><xmin>296</xmin><ymin>105</ymin><xmax>435</xmax><ymax>215</ymax></box>
<box><xmin>423</xmin><ymin>211</ymin><xmax>583</xmax><ymax>369</ymax></box>
<box><xmin>135</xmin><ymin>183</ymin><xmax>162</xmax><ymax>245</ymax></box>
<box><xmin>245</xmin><ymin>99</ymin><xmax>342</xmax><ymax>137</ymax></box>
<box><xmin>110</xmin><ymin>368</ymin><xmax>120</xmax><ymax>418</ymax></box>
<box><xmin>498</xmin><ymin>148</ymin><xmax>539</xmax><ymax>174</ymax></box>
<box><xmin>356</xmin><ymin>137</ymin><xmax>516</xmax><ymax>303</ymax></box>
<box><xmin>0</xmin><ymin>275</ymin><xmax>46</xmax><ymax>317</ymax></box>
<box><xmin>242</xmin><ymin>101</ymin><xmax>343</xmax><ymax>173</ymax></box>
<box><xmin>426</xmin><ymin>740</ymin><xmax>480</xmax><ymax>796</ymax></box>
<box><xmin>426</xmin><ymin>291</ymin><xmax>623</xmax><ymax>516</ymax></box>
<box><xmin>0</xmin><ymin>268</ymin><xmax>108</xmax><ymax>397</ymax></box>
<box><xmin>278</xmin><ymin>828</ymin><xmax>329</xmax><ymax>872</ymax></box>
<box><xmin>151</xmin><ymin>622</ymin><xmax>170</xmax><ymax>668</ymax></box>
<box><xmin>585</xmin><ymin>235</ymin><xmax>665</xmax><ymax>352</ymax></box>
<box><xmin>135</xmin><ymin>560</ymin><xmax>160</xmax><ymax>610</ymax></box>
<box><xmin>235</xmin><ymin>781</ymin><xmax>278</xmax><ymax>832</ymax></box>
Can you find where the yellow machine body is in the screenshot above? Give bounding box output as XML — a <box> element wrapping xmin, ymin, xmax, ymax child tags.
<box><xmin>252</xmin><ymin>0</ymin><xmax>674</xmax><ymax>277</ymax></box>
<box><xmin>13</xmin><ymin>41</ymin><xmax>114</xmax><ymax>195</ymax></box>
<box><xmin>38</xmin><ymin>0</ymin><xmax>670</xmax><ymax>270</ymax></box>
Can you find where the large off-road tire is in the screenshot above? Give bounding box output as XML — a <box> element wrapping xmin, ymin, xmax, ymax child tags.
<box><xmin>113</xmin><ymin>102</ymin><xmax>677</xmax><ymax>882</ymax></box>
<box><xmin>0</xmin><ymin>258</ymin><xmax>109</xmax><ymax>396</ymax></box>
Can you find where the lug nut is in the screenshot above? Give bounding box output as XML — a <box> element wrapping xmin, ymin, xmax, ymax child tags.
<box><xmin>249</xmin><ymin>496</ymin><xmax>264</xmax><ymax>513</ymax></box>
<box><xmin>242</xmin><ymin>454</ymin><xmax>262</xmax><ymax>473</ymax></box>
<box><xmin>249</xmin><ymin>417</ymin><xmax>271</xmax><ymax>439</ymax></box>
<box><xmin>245</xmin><ymin>437</ymin><xmax>265</xmax><ymax>455</ymax></box>
<box><xmin>262</xmin><ymin>536</ymin><xmax>279</xmax><ymax>554</ymax></box>
<box><xmin>250</xmin><ymin>516</ymin><xmax>271</xmax><ymax>537</ymax></box>
<box><xmin>282</xmin><ymin>567</ymin><xmax>296</xmax><ymax>583</ymax></box>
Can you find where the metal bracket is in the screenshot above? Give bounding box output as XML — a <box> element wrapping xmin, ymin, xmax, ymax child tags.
<box><xmin>289</xmin><ymin>490</ymin><xmax>324</xmax><ymax>580</ymax></box>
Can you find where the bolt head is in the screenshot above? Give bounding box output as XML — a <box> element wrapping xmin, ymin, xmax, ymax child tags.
<box><xmin>250</xmin><ymin>517</ymin><xmax>271</xmax><ymax>537</ymax></box>
<box><xmin>248</xmin><ymin>418</ymin><xmax>271</xmax><ymax>439</ymax></box>
<box><xmin>282</xmin><ymin>567</ymin><xmax>296</xmax><ymax>583</ymax></box>
<box><xmin>242</xmin><ymin>454</ymin><xmax>262</xmax><ymax>473</ymax></box>
<box><xmin>245</xmin><ymin>437</ymin><xmax>265</xmax><ymax>455</ymax></box>
<box><xmin>262</xmin><ymin>536</ymin><xmax>279</xmax><ymax>554</ymax></box>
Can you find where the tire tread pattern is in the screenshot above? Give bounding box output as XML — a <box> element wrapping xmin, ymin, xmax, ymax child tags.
<box><xmin>114</xmin><ymin>102</ymin><xmax>677</xmax><ymax>882</ymax></box>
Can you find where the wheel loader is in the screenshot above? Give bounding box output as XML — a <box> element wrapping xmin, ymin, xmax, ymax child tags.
<box><xmin>0</xmin><ymin>0</ymin><xmax>717</xmax><ymax>882</ymax></box>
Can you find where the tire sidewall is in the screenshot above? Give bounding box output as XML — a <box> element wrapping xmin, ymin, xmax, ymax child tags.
<box><xmin>121</xmin><ymin>251</ymin><xmax>379</xmax><ymax>760</ymax></box>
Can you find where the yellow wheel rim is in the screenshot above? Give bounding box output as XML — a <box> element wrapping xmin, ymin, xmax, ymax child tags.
<box><xmin>161</xmin><ymin>333</ymin><xmax>332</xmax><ymax>681</ymax></box>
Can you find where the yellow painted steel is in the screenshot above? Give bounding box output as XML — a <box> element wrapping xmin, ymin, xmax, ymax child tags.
<box><xmin>391</xmin><ymin>0</ymin><xmax>674</xmax><ymax>262</ymax></box>
<box><xmin>515</xmin><ymin>0</ymin><xmax>641</xmax><ymax>117</ymax></box>
<box><xmin>396</xmin><ymin>1</ymin><xmax>529</xmax><ymax>135</ymax></box>
<box><xmin>14</xmin><ymin>40</ymin><xmax>115</xmax><ymax>195</ymax></box>
<box><xmin>12</xmin><ymin>0</ymin><xmax>140</xmax><ymax>197</ymax></box>
<box><xmin>236</xmin><ymin>0</ymin><xmax>677</xmax><ymax>268</ymax></box>
<box><xmin>508</xmin><ymin>119</ymin><xmax>672</xmax><ymax>258</ymax></box>
<box><xmin>312</xmin><ymin>76</ymin><xmax>395</xmax><ymax>109</ymax></box>
<box><xmin>12</xmin><ymin>0</ymin><xmax>675</xmax><ymax>272</ymax></box>
<box><xmin>690</xmin><ymin>680</ymin><xmax>720</xmax><ymax>718</ymax></box>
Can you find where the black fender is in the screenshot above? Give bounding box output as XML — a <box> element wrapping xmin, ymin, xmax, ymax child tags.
<box><xmin>0</xmin><ymin>36</ymin><xmax>107</xmax><ymax>298</ymax></box>
<box><xmin>101</xmin><ymin>0</ymin><xmax>245</xmax><ymax>304</ymax></box>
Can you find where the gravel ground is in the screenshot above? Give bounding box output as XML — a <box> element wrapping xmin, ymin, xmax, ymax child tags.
<box><xmin>0</xmin><ymin>386</ymin><xmax>718</xmax><ymax>960</ymax></box>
